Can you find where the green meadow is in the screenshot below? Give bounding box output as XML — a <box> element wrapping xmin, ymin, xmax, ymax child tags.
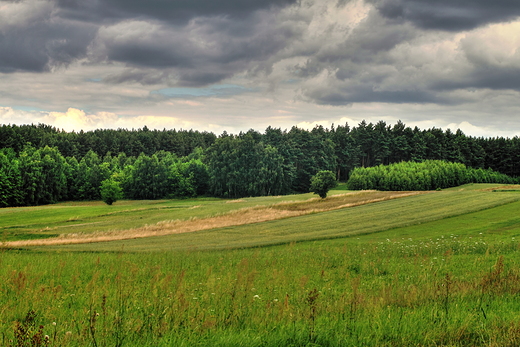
<box><xmin>0</xmin><ymin>191</ymin><xmax>318</xmax><ymax>242</ymax></box>
<box><xmin>2</xmin><ymin>184</ymin><xmax>520</xmax><ymax>346</ymax></box>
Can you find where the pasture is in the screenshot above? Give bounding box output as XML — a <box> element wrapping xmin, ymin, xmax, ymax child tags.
<box><xmin>1</xmin><ymin>184</ymin><xmax>520</xmax><ymax>346</ymax></box>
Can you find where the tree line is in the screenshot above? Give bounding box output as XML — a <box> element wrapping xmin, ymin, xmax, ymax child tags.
<box><xmin>2</xmin><ymin>120</ymin><xmax>520</xmax><ymax>178</ymax></box>
<box><xmin>1</xmin><ymin>120</ymin><xmax>519</xmax><ymax>206</ymax></box>
<box><xmin>0</xmin><ymin>124</ymin><xmax>216</xmax><ymax>158</ymax></box>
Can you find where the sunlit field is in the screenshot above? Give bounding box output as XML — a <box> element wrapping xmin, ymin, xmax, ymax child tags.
<box><xmin>1</xmin><ymin>184</ymin><xmax>520</xmax><ymax>346</ymax></box>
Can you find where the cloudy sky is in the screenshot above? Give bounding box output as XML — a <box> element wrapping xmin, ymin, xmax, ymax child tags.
<box><xmin>1</xmin><ymin>0</ymin><xmax>520</xmax><ymax>137</ymax></box>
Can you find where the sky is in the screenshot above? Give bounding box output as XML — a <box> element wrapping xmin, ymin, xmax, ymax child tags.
<box><xmin>1</xmin><ymin>0</ymin><xmax>520</xmax><ymax>137</ymax></box>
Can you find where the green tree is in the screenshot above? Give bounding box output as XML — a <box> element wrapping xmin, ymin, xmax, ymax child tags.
<box><xmin>17</xmin><ymin>146</ymin><xmax>43</xmax><ymax>205</ymax></box>
<box><xmin>178</xmin><ymin>159</ymin><xmax>209</xmax><ymax>196</ymax></box>
<box><xmin>100</xmin><ymin>178</ymin><xmax>123</xmax><ymax>205</ymax></box>
<box><xmin>310</xmin><ymin>170</ymin><xmax>337</xmax><ymax>199</ymax></box>
<box><xmin>16</xmin><ymin>146</ymin><xmax>67</xmax><ymax>205</ymax></box>
<box><xmin>123</xmin><ymin>153</ymin><xmax>169</xmax><ymax>199</ymax></box>
<box><xmin>286</xmin><ymin>126</ymin><xmax>336</xmax><ymax>192</ymax></box>
<box><xmin>331</xmin><ymin>123</ymin><xmax>360</xmax><ymax>181</ymax></box>
<box><xmin>0</xmin><ymin>150</ymin><xmax>22</xmax><ymax>207</ymax></box>
<box><xmin>206</xmin><ymin>134</ymin><xmax>287</xmax><ymax>198</ymax></box>
<box><xmin>39</xmin><ymin>146</ymin><xmax>68</xmax><ymax>204</ymax></box>
<box><xmin>77</xmin><ymin>150</ymin><xmax>108</xmax><ymax>200</ymax></box>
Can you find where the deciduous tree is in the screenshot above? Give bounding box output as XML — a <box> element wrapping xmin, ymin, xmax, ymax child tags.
<box><xmin>310</xmin><ymin>170</ymin><xmax>337</xmax><ymax>199</ymax></box>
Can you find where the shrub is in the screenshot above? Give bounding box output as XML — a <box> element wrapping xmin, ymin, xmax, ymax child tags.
<box><xmin>100</xmin><ymin>179</ymin><xmax>123</xmax><ymax>205</ymax></box>
<box><xmin>310</xmin><ymin>170</ymin><xmax>337</xmax><ymax>198</ymax></box>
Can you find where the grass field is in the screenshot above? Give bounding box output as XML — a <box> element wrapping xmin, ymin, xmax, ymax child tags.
<box><xmin>1</xmin><ymin>184</ymin><xmax>520</xmax><ymax>346</ymax></box>
<box><xmin>0</xmin><ymin>185</ymin><xmax>354</xmax><ymax>242</ymax></box>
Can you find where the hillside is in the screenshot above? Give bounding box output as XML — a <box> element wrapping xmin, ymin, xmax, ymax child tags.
<box><xmin>2</xmin><ymin>183</ymin><xmax>517</xmax><ymax>252</ymax></box>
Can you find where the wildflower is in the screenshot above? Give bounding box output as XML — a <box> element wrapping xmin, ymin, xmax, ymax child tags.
<box><xmin>52</xmin><ymin>322</ymin><xmax>57</xmax><ymax>326</ymax></box>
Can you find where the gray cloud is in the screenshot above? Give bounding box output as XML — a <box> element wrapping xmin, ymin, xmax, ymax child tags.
<box><xmin>94</xmin><ymin>10</ymin><xmax>304</xmax><ymax>86</ymax></box>
<box><xmin>432</xmin><ymin>68</ymin><xmax>520</xmax><ymax>92</ymax></box>
<box><xmin>369</xmin><ymin>0</ymin><xmax>520</xmax><ymax>31</ymax></box>
<box><xmin>2</xmin><ymin>0</ymin><xmax>520</xmax><ymax>136</ymax></box>
<box><xmin>0</xmin><ymin>0</ymin><xmax>298</xmax><ymax>78</ymax></box>
<box><xmin>302</xmin><ymin>85</ymin><xmax>442</xmax><ymax>105</ymax></box>
<box><xmin>56</xmin><ymin>0</ymin><xmax>298</xmax><ymax>24</ymax></box>
<box><xmin>0</xmin><ymin>1</ymin><xmax>97</xmax><ymax>72</ymax></box>
<box><xmin>294</xmin><ymin>9</ymin><xmax>415</xmax><ymax>78</ymax></box>
<box><xmin>291</xmin><ymin>3</ymin><xmax>520</xmax><ymax>107</ymax></box>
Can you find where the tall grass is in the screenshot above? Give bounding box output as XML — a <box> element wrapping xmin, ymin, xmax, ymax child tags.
<box><xmin>2</xmin><ymin>184</ymin><xmax>520</xmax><ymax>346</ymax></box>
<box><xmin>1</xmin><ymin>234</ymin><xmax>520</xmax><ymax>346</ymax></box>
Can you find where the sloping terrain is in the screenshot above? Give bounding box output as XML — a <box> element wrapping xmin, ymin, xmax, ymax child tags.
<box><xmin>16</xmin><ymin>184</ymin><xmax>520</xmax><ymax>252</ymax></box>
<box><xmin>4</xmin><ymin>190</ymin><xmax>421</xmax><ymax>247</ymax></box>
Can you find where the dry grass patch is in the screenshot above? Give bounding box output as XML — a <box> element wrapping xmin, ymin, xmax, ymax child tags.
<box><xmin>3</xmin><ymin>191</ymin><xmax>424</xmax><ymax>247</ymax></box>
<box><xmin>485</xmin><ymin>185</ymin><xmax>520</xmax><ymax>191</ymax></box>
<box><xmin>272</xmin><ymin>190</ymin><xmax>423</xmax><ymax>211</ymax></box>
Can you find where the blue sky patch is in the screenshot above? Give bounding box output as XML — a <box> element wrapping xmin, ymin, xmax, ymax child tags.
<box><xmin>151</xmin><ymin>84</ymin><xmax>250</xmax><ymax>98</ymax></box>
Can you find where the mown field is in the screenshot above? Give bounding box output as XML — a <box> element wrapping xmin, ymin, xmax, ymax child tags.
<box><xmin>1</xmin><ymin>184</ymin><xmax>520</xmax><ymax>346</ymax></box>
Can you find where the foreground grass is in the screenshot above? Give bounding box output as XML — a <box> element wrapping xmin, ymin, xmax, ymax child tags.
<box><xmin>1</xmin><ymin>211</ymin><xmax>520</xmax><ymax>346</ymax></box>
<box><xmin>1</xmin><ymin>184</ymin><xmax>520</xmax><ymax>346</ymax></box>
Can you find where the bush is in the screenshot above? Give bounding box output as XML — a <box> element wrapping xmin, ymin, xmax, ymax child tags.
<box><xmin>310</xmin><ymin>170</ymin><xmax>337</xmax><ymax>198</ymax></box>
<box><xmin>100</xmin><ymin>179</ymin><xmax>123</xmax><ymax>205</ymax></box>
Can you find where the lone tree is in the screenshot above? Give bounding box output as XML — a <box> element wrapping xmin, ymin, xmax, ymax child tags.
<box><xmin>100</xmin><ymin>178</ymin><xmax>123</xmax><ymax>205</ymax></box>
<box><xmin>310</xmin><ymin>170</ymin><xmax>337</xmax><ymax>199</ymax></box>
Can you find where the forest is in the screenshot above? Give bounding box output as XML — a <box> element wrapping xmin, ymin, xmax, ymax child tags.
<box><xmin>1</xmin><ymin>120</ymin><xmax>519</xmax><ymax>207</ymax></box>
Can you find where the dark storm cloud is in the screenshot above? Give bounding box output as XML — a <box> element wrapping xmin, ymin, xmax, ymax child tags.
<box><xmin>306</xmin><ymin>88</ymin><xmax>399</xmax><ymax>105</ymax></box>
<box><xmin>0</xmin><ymin>1</ymin><xmax>97</xmax><ymax>72</ymax></box>
<box><xmin>432</xmin><ymin>68</ymin><xmax>520</xmax><ymax>92</ymax></box>
<box><xmin>0</xmin><ymin>0</ymin><xmax>298</xmax><ymax>78</ymax></box>
<box><xmin>3</xmin><ymin>0</ymin><xmax>520</xmax><ymax>112</ymax></box>
<box><xmin>301</xmin><ymin>80</ymin><xmax>455</xmax><ymax>106</ymax></box>
<box><xmin>94</xmin><ymin>11</ymin><xmax>303</xmax><ymax>86</ymax></box>
<box><xmin>295</xmin><ymin>9</ymin><xmax>425</xmax><ymax>105</ymax></box>
<box><xmin>368</xmin><ymin>0</ymin><xmax>520</xmax><ymax>31</ymax></box>
<box><xmin>56</xmin><ymin>0</ymin><xmax>297</xmax><ymax>24</ymax></box>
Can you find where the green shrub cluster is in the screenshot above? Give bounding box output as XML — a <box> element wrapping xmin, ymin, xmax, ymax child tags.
<box><xmin>347</xmin><ymin>160</ymin><xmax>516</xmax><ymax>191</ymax></box>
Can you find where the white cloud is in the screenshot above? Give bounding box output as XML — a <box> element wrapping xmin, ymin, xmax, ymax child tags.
<box><xmin>446</xmin><ymin>121</ymin><xmax>520</xmax><ymax>138</ymax></box>
<box><xmin>45</xmin><ymin>108</ymin><xmax>118</xmax><ymax>132</ymax></box>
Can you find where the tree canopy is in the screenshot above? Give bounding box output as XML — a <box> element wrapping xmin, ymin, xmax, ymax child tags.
<box><xmin>0</xmin><ymin>120</ymin><xmax>519</xmax><ymax>207</ymax></box>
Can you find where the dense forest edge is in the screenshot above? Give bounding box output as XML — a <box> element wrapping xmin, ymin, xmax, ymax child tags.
<box><xmin>1</xmin><ymin>120</ymin><xmax>519</xmax><ymax>207</ymax></box>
